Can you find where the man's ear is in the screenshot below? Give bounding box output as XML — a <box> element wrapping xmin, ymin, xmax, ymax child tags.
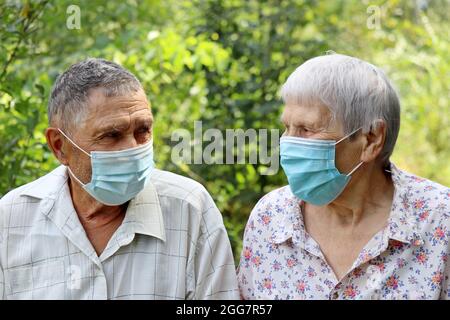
<box><xmin>360</xmin><ymin>119</ymin><xmax>387</xmax><ymax>163</ymax></box>
<box><xmin>45</xmin><ymin>127</ymin><xmax>69</xmax><ymax>165</ymax></box>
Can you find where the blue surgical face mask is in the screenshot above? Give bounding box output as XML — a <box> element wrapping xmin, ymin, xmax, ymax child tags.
<box><xmin>280</xmin><ymin>128</ymin><xmax>363</xmax><ymax>206</ymax></box>
<box><xmin>58</xmin><ymin>129</ymin><xmax>154</xmax><ymax>206</ymax></box>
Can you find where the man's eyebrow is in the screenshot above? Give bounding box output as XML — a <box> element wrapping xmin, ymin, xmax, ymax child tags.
<box><xmin>94</xmin><ymin>121</ymin><xmax>130</xmax><ymax>136</ymax></box>
<box><xmin>93</xmin><ymin>117</ymin><xmax>153</xmax><ymax>136</ymax></box>
<box><xmin>135</xmin><ymin>117</ymin><xmax>153</xmax><ymax>127</ymax></box>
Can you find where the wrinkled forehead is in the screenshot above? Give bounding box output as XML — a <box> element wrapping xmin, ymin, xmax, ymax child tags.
<box><xmin>76</xmin><ymin>87</ymin><xmax>152</xmax><ymax>134</ymax></box>
<box><xmin>281</xmin><ymin>99</ymin><xmax>334</xmax><ymax>129</ymax></box>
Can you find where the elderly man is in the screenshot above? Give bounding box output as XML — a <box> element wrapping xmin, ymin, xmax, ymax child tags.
<box><xmin>0</xmin><ymin>58</ymin><xmax>239</xmax><ymax>300</ymax></box>
<box><xmin>237</xmin><ymin>54</ymin><xmax>450</xmax><ymax>300</ymax></box>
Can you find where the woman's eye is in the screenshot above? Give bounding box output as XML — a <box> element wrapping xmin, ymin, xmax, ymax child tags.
<box><xmin>303</xmin><ymin>127</ymin><xmax>316</xmax><ymax>134</ymax></box>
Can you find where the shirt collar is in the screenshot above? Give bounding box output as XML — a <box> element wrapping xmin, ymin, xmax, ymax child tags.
<box><xmin>120</xmin><ymin>177</ymin><xmax>166</xmax><ymax>242</ymax></box>
<box><xmin>20</xmin><ymin>165</ymin><xmax>68</xmax><ymax>201</ymax></box>
<box><xmin>270</xmin><ymin>162</ymin><xmax>423</xmax><ymax>247</ymax></box>
<box><xmin>19</xmin><ymin>165</ymin><xmax>166</xmax><ymax>242</ymax></box>
<box><xmin>385</xmin><ymin>163</ymin><xmax>423</xmax><ymax>246</ymax></box>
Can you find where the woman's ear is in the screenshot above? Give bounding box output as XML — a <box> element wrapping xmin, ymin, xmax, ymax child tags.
<box><xmin>45</xmin><ymin>127</ymin><xmax>70</xmax><ymax>165</ymax></box>
<box><xmin>361</xmin><ymin>119</ymin><xmax>387</xmax><ymax>162</ymax></box>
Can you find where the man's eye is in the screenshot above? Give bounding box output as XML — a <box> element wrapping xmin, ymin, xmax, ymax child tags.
<box><xmin>138</xmin><ymin>127</ymin><xmax>151</xmax><ymax>134</ymax></box>
<box><xmin>103</xmin><ymin>131</ymin><xmax>121</xmax><ymax>139</ymax></box>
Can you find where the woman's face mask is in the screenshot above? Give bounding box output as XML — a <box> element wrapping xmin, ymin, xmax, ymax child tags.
<box><xmin>59</xmin><ymin>129</ymin><xmax>154</xmax><ymax>206</ymax></box>
<box><xmin>280</xmin><ymin>127</ymin><xmax>364</xmax><ymax>206</ymax></box>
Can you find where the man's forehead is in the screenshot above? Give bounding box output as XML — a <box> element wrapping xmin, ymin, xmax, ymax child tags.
<box><xmin>87</xmin><ymin>87</ymin><xmax>149</xmax><ymax>108</ymax></box>
<box><xmin>79</xmin><ymin>89</ymin><xmax>152</xmax><ymax>133</ymax></box>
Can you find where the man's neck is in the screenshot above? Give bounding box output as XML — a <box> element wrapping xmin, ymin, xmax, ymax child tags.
<box><xmin>68</xmin><ymin>177</ymin><xmax>127</xmax><ymax>231</ymax></box>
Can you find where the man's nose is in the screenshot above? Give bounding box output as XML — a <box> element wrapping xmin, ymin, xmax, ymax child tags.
<box><xmin>118</xmin><ymin>135</ymin><xmax>139</xmax><ymax>151</ymax></box>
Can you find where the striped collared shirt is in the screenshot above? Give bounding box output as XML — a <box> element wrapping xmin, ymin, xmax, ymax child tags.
<box><xmin>0</xmin><ymin>165</ymin><xmax>239</xmax><ymax>300</ymax></box>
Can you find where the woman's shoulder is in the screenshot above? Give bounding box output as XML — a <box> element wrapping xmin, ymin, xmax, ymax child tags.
<box><xmin>255</xmin><ymin>185</ymin><xmax>294</xmax><ymax>206</ymax></box>
<box><xmin>392</xmin><ymin>164</ymin><xmax>450</xmax><ymax>235</ymax></box>
<box><xmin>245</xmin><ymin>185</ymin><xmax>300</xmax><ymax>236</ymax></box>
<box><xmin>393</xmin><ymin>164</ymin><xmax>450</xmax><ymax>210</ymax></box>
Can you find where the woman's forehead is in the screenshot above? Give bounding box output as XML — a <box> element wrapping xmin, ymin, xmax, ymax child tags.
<box><xmin>281</xmin><ymin>102</ymin><xmax>332</xmax><ymax>126</ymax></box>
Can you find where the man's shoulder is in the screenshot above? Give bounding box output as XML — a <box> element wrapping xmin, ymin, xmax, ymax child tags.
<box><xmin>0</xmin><ymin>166</ymin><xmax>67</xmax><ymax>207</ymax></box>
<box><xmin>150</xmin><ymin>168</ymin><xmax>214</xmax><ymax>212</ymax></box>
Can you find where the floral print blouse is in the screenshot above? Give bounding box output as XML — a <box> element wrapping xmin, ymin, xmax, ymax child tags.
<box><xmin>237</xmin><ymin>163</ymin><xmax>450</xmax><ymax>299</ymax></box>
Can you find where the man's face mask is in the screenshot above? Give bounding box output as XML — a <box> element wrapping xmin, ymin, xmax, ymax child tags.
<box><xmin>58</xmin><ymin>129</ymin><xmax>154</xmax><ymax>206</ymax></box>
<box><xmin>280</xmin><ymin>127</ymin><xmax>363</xmax><ymax>206</ymax></box>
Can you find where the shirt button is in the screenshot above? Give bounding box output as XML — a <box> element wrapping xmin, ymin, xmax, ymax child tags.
<box><xmin>332</xmin><ymin>291</ymin><xmax>339</xmax><ymax>300</ymax></box>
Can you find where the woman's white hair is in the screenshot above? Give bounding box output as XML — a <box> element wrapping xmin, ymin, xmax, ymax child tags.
<box><xmin>281</xmin><ymin>53</ymin><xmax>400</xmax><ymax>165</ymax></box>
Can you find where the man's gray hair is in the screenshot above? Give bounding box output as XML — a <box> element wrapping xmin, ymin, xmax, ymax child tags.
<box><xmin>48</xmin><ymin>58</ymin><xmax>143</xmax><ymax>131</ymax></box>
<box><xmin>280</xmin><ymin>53</ymin><xmax>401</xmax><ymax>165</ymax></box>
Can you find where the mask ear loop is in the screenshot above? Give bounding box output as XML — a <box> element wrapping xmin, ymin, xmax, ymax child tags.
<box><xmin>66</xmin><ymin>166</ymin><xmax>87</xmax><ymax>187</ymax></box>
<box><xmin>57</xmin><ymin>129</ymin><xmax>91</xmax><ymax>157</ymax></box>
<box><xmin>57</xmin><ymin>128</ymin><xmax>90</xmax><ymax>186</ymax></box>
<box><xmin>334</xmin><ymin>127</ymin><xmax>363</xmax><ymax>145</ymax></box>
<box><xmin>332</xmin><ymin>127</ymin><xmax>364</xmax><ymax>176</ymax></box>
<box><xmin>347</xmin><ymin>161</ymin><xmax>364</xmax><ymax>176</ymax></box>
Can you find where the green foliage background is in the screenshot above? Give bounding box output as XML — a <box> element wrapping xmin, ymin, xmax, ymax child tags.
<box><xmin>1</xmin><ymin>0</ymin><xmax>449</xmax><ymax>260</ymax></box>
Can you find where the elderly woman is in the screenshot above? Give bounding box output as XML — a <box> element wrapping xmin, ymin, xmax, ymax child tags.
<box><xmin>237</xmin><ymin>54</ymin><xmax>450</xmax><ymax>300</ymax></box>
